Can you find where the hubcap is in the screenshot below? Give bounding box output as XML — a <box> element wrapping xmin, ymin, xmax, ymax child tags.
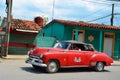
<box><xmin>48</xmin><ymin>62</ymin><xmax>57</xmax><ymax>72</ymax></box>
<box><xmin>97</xmin><ymin>62</ymin><xmax>104</xmax><ymax>71</ymax></box>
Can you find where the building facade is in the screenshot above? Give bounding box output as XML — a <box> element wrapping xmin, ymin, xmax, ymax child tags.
<box><xmin>1</xmin><ymin>18</ymin><xmax>41</xmax><ymax>55</ymax></box>
<box><xmin>40</xmin><ymin>19</ymin><xmax>120</xmax><ymax>59</ymax></box>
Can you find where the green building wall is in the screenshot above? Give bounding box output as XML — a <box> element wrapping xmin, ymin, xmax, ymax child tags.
<box><xmin>114</xmin><ymin>32</ymin><xmax>120</xmax><ymax>59</ymax></box>
<box><xmin>62</xmin><ymin>25</ymin><xmax>73</xmax><ymax>40</ymax></box>
<box><xmin>84</xmin><ymin>30</ymin><xmax>100</xmax><ymax>51</ymax></box>
<box><xmin>36</xmin><ymin>33</ymin><xmax>56</xmax><ymax>47</ymax></box>
<box><xmin>40</xmin><ymin>22</ymin><xmax>120</xmax><ymax>59</ymax></box>
<box><xmin>43</xmin><ymin>22</ymin><xmax>65</xmax><ymax>40</ymax></box>
<box><xmin>10</xmin><ymin>33</ymin><xmax>36</xmax><ymax>44</ymax></box>
<box><xmin>8</xmin><ymin>33</ymin><xmax>36</xmax><ymax>55</ymax></box>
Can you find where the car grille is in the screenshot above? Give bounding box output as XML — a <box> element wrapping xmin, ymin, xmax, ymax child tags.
<box><xmin>28</xmin><ymin>55</ymin><xmax>43</xmax><ymax>63</ymax></box>
<box><xmin>29</xmin><ymin>55</ymin><xmax>39</xmax><ymax>59</ymax></box>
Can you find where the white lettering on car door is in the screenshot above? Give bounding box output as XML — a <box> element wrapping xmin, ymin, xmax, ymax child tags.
<box><xmin>74</xmin><ymin>57</ymin><xmax>81</xmax><ymax>62</ymax></box>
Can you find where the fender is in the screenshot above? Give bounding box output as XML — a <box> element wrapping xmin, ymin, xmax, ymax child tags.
<box><xmin>43</xmin><ymin>51</ymin><xmax>68</xmax><ymax>67</ymax></box>
<box><xmin>90</xmin><ymin>54</ymin><xmax>108</xmax><ymax>66</ymax></box>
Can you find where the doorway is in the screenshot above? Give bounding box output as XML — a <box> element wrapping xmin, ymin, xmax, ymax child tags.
<box><xmin>103</xmin><ymin>33</ymin><xmax>115</xmax><ymax>57</ymax></box>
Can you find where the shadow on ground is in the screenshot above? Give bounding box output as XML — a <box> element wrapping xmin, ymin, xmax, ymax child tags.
<box><xmin>21</xmin><ymin>67</ymin><xmax>44</xmax><ymax>74</ymax></box>
<box><xmin>59</xmin><ymin>67</ymin><xmax>110</xmax><ymax>73</ymax></box>
<box><xmin>21</xmin><ymin>67</ymin><xmax>110</xmax><ymax>74</ymax></box>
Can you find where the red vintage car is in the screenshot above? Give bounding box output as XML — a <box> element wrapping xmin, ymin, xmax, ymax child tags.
<box><xmin>26</xmin><ymin>40</ymin><xmax>113</xmax><ymax>73</ymax></box>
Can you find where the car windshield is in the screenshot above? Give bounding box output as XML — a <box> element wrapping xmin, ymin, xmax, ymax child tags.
<box><xmin>54</xmin><ymin>42</ymin><xmax>69</xmax><ymax>49</ymax></box>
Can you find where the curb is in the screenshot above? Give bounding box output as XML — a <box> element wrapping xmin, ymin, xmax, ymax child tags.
<box><xmin>1</xmin><ymin>55</ymin><xmax>27</xmax><ymax>60</ymax></box>
<box><xmin>111</xmin><ymin>64</ymin><xmax>120</xmax><ymax>66</ymax></box>
<box><xmin>111</xmin><ymin>61</ymin><xmax>120</xmax><ymax>66</ymax></box>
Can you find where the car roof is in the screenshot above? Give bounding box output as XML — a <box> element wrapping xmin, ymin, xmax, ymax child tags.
<box><xmin>61</xmin><ymin>40</ymin><xmax>87</xmax><ymax>45</ymax></box>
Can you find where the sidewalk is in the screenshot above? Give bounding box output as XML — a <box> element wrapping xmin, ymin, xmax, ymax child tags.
<box><xmin>3</xmin><ymin>55</ymin><xmax>27</xmax><ymax>60</ymax></box>
<box><xmin>1</xmin><ymin>55</ymin><xmax>120</xmax><ymax>66</ymax></box>
<box><xmin>112</xmin><ymin>60</ymin><xmax>120</xmax><ymax>66</ymax></box>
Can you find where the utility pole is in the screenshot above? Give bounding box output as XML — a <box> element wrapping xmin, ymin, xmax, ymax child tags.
<box><xmin>52</xmin><ymin>0</ymin><xmax>55</xmax><ymax>20</ymax></box>
<box><xmin>110</xmin><ymin>4</ymin><xmax>114</xmax><ymax>26</ymax></box>
<box><xmin>5</xmin><ymin>0</ymin><xmax>13</xmax><ymax>56</ymax></box>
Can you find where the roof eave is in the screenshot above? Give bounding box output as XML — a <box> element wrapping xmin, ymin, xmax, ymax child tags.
<box><xmin>16</xmin><ymin>29</ymin><xmax>39</xmax><ymax>33</ymax></box>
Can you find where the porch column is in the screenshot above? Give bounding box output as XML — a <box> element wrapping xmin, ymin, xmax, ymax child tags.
<box><xmin>75</xmin><ymin>28</ymin><xmax>78</xmax><ymax>41</ymax></box>
<box><xmin>99</xmin><ymin>31</ymin><xmax>103</xmax><ymax>52</ymax></box>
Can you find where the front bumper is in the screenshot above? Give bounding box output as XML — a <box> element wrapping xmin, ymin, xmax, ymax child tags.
<box><xmin>25</xmin><ymin>57</ymin><xmax>47</xmax><ymax>67</ymax></box>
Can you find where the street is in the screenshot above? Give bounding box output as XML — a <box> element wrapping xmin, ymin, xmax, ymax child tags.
<box><xmin>0</xmin><ymin>59</ymin><xmax>120</xmax><ymax>80</ymax></box>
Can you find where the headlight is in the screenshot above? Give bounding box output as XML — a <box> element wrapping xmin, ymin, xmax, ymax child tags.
<box><xmin>39</xmin><ymin>54</ymin><xmax>44</xmax><ymax>58</ymax></box>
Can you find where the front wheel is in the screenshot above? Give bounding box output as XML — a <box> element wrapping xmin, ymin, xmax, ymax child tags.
<box><xmin>46</xmin><ymin>60</ymin><xmax>59</xmax><ymax>73</ymax></box>
<box><xmin>95</xmin><ymin>62</ymin><xmax>105</xmax><ymax>72</ymax></box>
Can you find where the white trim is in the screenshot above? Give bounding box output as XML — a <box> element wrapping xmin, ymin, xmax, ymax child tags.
<box><xmin>16</xmin><ymin>29</ymin><xmax>38</xmax><ymax>33</ymax></box>
<box><xmin>61</xmin><ymin>65</ymin><xmax>88</xmax><ymax>68</ymax></box>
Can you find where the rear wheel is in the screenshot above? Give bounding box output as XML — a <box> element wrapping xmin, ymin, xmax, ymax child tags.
<box><xmin>46</xmin><ymin>60</ymin><xmax>59</xmax><ymax>73</ymax></box>
<box><xmin>95</xmin><ymin>62</ymin><xmax>104</xmax><ymax>72</ymax></box>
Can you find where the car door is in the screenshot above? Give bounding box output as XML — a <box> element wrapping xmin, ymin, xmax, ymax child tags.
<box><xmin>67</xmin><ymin>50</ymin><xmax>87</xmax><ymax>66</ymax></box>
<box><xmin>83</xmin><ymin>44</ymin><xmax>96</xmax><ymax>65</ymax></box>
<box><xmin>67</xmin><ymin>43</ymin><xmax>87</xmax><ymax>66</ymax></box>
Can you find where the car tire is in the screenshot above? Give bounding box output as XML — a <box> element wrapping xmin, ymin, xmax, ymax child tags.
<box><xmin>95</xmin><ymin>62</ymin><xmax>104</xmax><ymax>72</ymax></box>
<box><xmin>46</xmin><ymin>60</ymin><xmax>59</xmax><ymax>73</ymax></box>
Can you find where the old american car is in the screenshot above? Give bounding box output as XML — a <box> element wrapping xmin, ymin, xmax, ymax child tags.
<box><xmin>26</xmin><ymin>40</ymin><xmax>113</xmax><ymax>73</ymax></box>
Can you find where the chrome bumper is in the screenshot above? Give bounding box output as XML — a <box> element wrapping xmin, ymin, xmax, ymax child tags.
<box><xmin>25</xmin><ymin>57</ymin><xmax>47</xmax><ymax>67</ymax></box>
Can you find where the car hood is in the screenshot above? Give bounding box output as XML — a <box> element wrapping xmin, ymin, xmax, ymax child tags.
<box><xmin>31</xmin><ymin>47</ymin><xmax>64</xmax><ymax>56</ymax></box>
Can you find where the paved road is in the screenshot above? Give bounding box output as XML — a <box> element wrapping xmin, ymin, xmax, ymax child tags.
<box><xmin>0</xmin><ymin>59</ymin><xmax>120</xmax><ymax>80</ymax></box>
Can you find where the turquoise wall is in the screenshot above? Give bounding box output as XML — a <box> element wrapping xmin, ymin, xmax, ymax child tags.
<box><xmin>114</xmin><ymin>33</ymin><xmax>120</xmax><ymax>59</ymax></box>
<box><xmin>43</xmin><ymin>23</ymin><xmax>104</xmax><ymax>51</ymax></box>
<box><xmin>70</xmin><ymin>26</ymin><xmax>102</xmax><ymax>51</ymax></box>
<box><xmin>42</xmin><ymin>22</ymin><xmax>120</xmax><ymax>59</ymax></box>
<box><xmin>36</xmin><ymin>36</ymin><xmax>56</xmax><ymax>47</ymax></box>
<box><xmin>84</xmin><ymin>30</ymin><xmax>100</xmax><ymax>51</ymax></box>
<box><xmin>63</xmin><ymin>25</ymin><xmax>73</xmax><ymax>40</ymax></box>
<box><xmin>43</xmin><ymin>22</ymin><xmax>64</xmax><ymax>40</ymax></box>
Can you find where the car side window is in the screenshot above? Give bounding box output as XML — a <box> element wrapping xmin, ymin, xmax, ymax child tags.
<box><xmin>69</xmin><ymin>43</ymin><xmax>86</xmax><ymax>51</ymax></box>
<box><xmin>85</xmin><ymin>44</ymin><xmax>94</xmax><ymax>51</ymax></box>
<box><xmin>78</xmin><ymin>44</ymin><xmax>86</xmax><ymax>51</ymax></box>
